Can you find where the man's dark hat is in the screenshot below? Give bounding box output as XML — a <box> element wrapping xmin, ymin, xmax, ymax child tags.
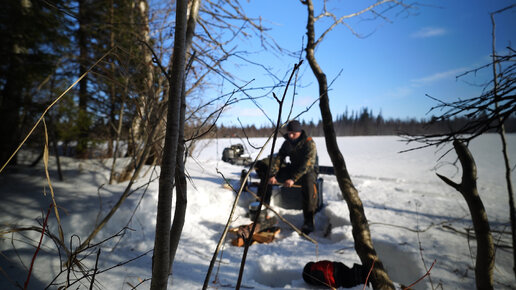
<box><xmin>287</xmin><ymin>120</ymin><xmax>302</xmax><ymax>132</ymax></box>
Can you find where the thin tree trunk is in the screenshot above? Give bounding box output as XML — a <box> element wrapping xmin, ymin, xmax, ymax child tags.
<box><xmin>77</xmin><ymin>0</ymin><xmax>90</xmax><ymax>157</ymax></box>
<box><xmin>491</xmin><ymin>11</ymin><xmax>516</xmax><ymax>278</ymax></box>
<box><xmin>185</xmin><ymin>0</ymin><xmax>200</xmax><ymax>56</ymax></box>
<box><xmin>107</xmin><ymin>0</ymin><xmax>116</xmax><ymax>157</ymax></box>
<box><xmin>150</xmin><ymin>0</ymin><xmax>188</xmax><ymax>288</ymax></box>
<box><xmin>168</xmin><ymin>89</ymin><xmax>186</xmax><ymax>273</ymax></box>
<box><xmin>168</xmin><ymin>0</ymin><xmax>200</xmax><ymax>275</ymax></box>
<box><xmin>303</xmin><ymin>1</ymin><xmax>394</xmax><ymax>288</ymax></box>
<box><xmin>48</xmin><ymin>78</ymin><xmax>64</xmax><ymax>181</ymax></box>
<box><xmin>52</xmin><ymin>128</ymin><xmax>63</xmax><ymax>181</ymax></box>
<box><xmin>437</xmin><ymin>140</ymin><xmax>494</xmax><ymax>289</ymax></box>
<box><xmin>498</xmin><ymin>127</ymin><xmax>516</xmax><ymax>278</ymax></box>
<box><xmin>109</xmin><ymin>89</ymin><xmax>126</xmax><ymax>184</ymax></box>
<box><xmin>47</xmin><ymin>91</ymin><xmax>64</xmax><ymax>182</ymax></box>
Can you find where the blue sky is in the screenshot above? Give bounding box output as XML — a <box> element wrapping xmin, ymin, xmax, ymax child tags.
<box><xmin>213</xmin><ymin>0</ymin><xmax>516</xmax><ymax>127</ymax></box>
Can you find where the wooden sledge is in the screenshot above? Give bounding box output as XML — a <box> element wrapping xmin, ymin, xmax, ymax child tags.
<box><xmin>230</xmin><ymin>226</ymin><xmax>281</xmax><ymax>247</ymax></box>
<box><xmin>229</xmin><ymin>219</ymin><xmax>280</xmax><ymax>247</ymax></box>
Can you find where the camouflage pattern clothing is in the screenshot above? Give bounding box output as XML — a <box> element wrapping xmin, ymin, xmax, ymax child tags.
<box><xmin>270</xmin><ymin>130</ymin><xmax>317</xmax><ymax>182</ymax></box>
<box><xmin>255</xmin><ymin>130</ymin><xmax>318</xmax><ymax>214</ymax></box>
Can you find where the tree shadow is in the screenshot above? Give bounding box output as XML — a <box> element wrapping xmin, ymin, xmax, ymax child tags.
<box><xmin>0</xmin><ymin>248</ymin><xmax>60</xmax><ymax>290</ymax></box>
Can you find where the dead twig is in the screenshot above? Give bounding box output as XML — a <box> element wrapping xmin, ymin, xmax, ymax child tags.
<box><xmin>89</xmin><ymin>248</ymin><xmax>101</xmax><ymax>290</ymax></box>
<box><xmin>441</xmin><ymin>225</ymin><xmax>512</xmax><ymax>249</ymax></box>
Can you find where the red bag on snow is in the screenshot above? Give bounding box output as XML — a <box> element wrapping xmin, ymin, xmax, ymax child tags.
<box><xmin>302</xmin><ymin>260</ymin><xmax>370</xmax><ymax>288</ymax></box>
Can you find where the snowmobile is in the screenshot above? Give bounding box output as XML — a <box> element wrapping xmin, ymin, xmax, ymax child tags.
<box><xmin>221</xmin><ymin>144</ymin><xmax>253</xmax><ymax>166</ymax></box>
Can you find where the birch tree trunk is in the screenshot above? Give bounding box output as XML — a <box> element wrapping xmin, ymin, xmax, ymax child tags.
<box><xmin>150</xmin><ymin>0</ymin><xmax>188</xmax><ymax>288</ymax></box>
<box><xmin>116</xmin><ymin>0</ymin><xmax>156</xmax><ymax>183</ymax></box>
<box><xmin>303</xmin><ymin>0</ymin><xmax>394</xmax><ymax>288</ymax></box>
<box><xmin>133</xmin><ymin>0</ymin><xmax>154</xmax><ymax>146</ymax></box>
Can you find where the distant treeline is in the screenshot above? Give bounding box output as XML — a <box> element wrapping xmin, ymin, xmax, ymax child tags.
<box><xmin>215</xmin><ymin>107</ymin><xmax>516</xmax><ymax>138</ymax></box>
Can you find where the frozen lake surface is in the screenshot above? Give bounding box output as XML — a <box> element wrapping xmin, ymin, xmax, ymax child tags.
<box><xmin>0</xmin><ymin>134</ymin><xmax>515</xmax><ymax>289</ymax></box>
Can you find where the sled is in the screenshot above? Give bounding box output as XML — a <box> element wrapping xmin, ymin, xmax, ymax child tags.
<box><xmin>229</xmin><ymin>216</ymin><xmax>280</xmax><ymax>247</ymax></box>
<box><xmin>230</xmin><ymin>226</ymin><xmax>281</xmax><ymax>247</ymax></box>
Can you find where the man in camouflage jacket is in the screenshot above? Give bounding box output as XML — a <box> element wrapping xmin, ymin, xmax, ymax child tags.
<box><xmin>255</xmin><ymin>120</ymin><xmax>318</xmax><ymax>234</ymax></box>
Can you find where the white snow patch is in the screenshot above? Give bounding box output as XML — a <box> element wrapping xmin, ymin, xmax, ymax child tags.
<box><xmin>0</xmin><ymin>134</ymin><xmax>514</xmax><ymax>289</ymax></box>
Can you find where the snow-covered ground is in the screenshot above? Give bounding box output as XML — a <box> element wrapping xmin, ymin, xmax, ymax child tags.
<box><xmin>0</xmin><ymin>134</ymin><xmax>515</xmax><ymax>289</ymax></box>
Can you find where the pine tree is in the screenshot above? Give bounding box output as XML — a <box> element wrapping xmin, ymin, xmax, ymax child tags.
<box><xmin>0</xmin><ymin>0</ymin><xmax>71</xmax><ymax>166</ymax></box>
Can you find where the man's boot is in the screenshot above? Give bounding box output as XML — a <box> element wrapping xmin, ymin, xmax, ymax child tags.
<box><xmin>302</xmin><ymin>211</ymin><xmax>314</xmax><ymax>234</ymax></box>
